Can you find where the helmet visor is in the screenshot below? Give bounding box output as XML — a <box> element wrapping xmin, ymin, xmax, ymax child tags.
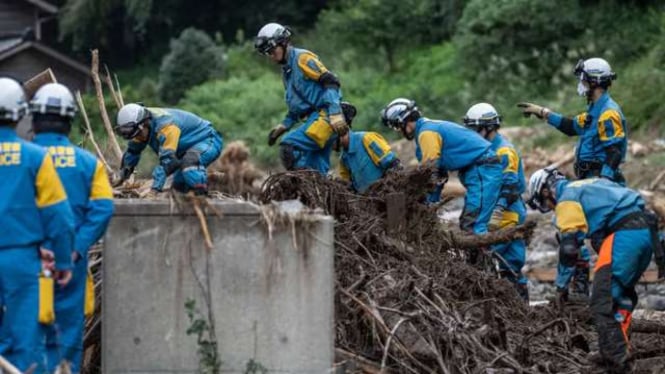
<box><xmin>114</xmin><ymin>122</ymin><xmax>141</xmax><ymax>140</ymax></box>
<box><xmin>255</xmin><ymin>37</ymin><xmax>277</xmax><ymax>55</ymax></box>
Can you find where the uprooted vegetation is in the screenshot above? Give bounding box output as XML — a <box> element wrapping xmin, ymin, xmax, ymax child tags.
<box><xmin>259</xmin><ymin>168</ymin><xmax>665</xmax><ymax>373</ymax></box>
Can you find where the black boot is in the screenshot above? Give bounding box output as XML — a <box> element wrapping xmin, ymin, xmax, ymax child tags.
<box><xmin>570</xmin><ymin>263</ymin><xmax>590</xmax><ymax>302</ymax></box>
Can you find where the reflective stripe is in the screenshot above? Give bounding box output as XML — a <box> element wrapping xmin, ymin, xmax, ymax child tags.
<box><xmin>555</xmin><ymin>201</ymin><xmax>589</xmax><ymax>234</ymax></box>
<box><xmin>595</xmin><ymin>233</ymin><xmax>615</xmax><ymax>271</ymax></box>
<box><xmin>35</xmin><ymin>154</ymin><xmax>67</xmax><ymax>208</ymax></box>
<box><xmin>90</xmin><ymin>160</ymin><xmax>113</xmax><ymax>200</ymax></box>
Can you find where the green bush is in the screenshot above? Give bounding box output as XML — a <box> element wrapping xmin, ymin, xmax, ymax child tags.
<box><xmin>178</xmin><ymin>74</ymin><xmax>285</xmax><ymax>166</ymax></box>
<box><xmin>159</xmin><ymin>28</ymin><xmax>224</xmax><ymax>104</ymax></box>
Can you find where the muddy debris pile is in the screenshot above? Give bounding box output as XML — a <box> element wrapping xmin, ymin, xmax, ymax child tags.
<box><xmin>260</xmin><ymin>168</ymin><xmax>665</xmax><ymax>373</ymax></box>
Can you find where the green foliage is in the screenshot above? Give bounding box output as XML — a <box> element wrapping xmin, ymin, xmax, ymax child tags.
<box><xmin>159</xmin><ymin>28</ymin><xmax>224</xmax><ymax>104</ymax></box>
<box><xmin>179</xmin><ymin>74</ymin><xmax>284</xmax><ymax>166</ymax></box>
<box><xmin>317</xmin><ymin>0</ymin><xmax>466</xmax><ymax>71</ymax></box>
<box><xmin>185</xmin><ymin>299</ymin><xmax>222</xmax><ymax>374</ymax></box>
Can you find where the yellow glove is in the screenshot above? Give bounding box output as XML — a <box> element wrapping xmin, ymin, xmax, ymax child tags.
<box><xmin>329</xmin><ymin>113</ymin><xmax>349</xmax><ymax>135</ymax></box>
<box><xmin>517</xmin><ymin>102</ymin><xmax>550</xmax><ymax>120</ymax></box>
<box><xmin>488</xmin><ymin>206</ymin><xmax>505</xmax><ymax>232</ymax></box>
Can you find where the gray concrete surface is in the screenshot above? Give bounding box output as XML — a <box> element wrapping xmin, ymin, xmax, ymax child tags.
<box><xmin>103</xmin><ymin>200</ymin><xmax>334</xmax><ymax>373</ymax></box>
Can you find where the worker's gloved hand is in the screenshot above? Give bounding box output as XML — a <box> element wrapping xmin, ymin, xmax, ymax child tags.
<box><xmin>488</xmin><ymin>205</ymin><xmax>505</xmax><ymax>232</ymax></box>
<box><xmin>112</xmin><ymin>166</ymin><xmax>133</xmax><ymax>187</ymax></box>
<box><xmin>329</xmin><ymin>113</ymin><xmax>349</xmax><ymax>135</ymax></box>
<box><xmin>55</xmin><ymin>270</ymin><xmax>73</xmax><ymax>287</ymax></box>
<box><xmin>517</xmin><ymin>102</ymin><xmax>550</xmax><ymax>120</ymax></box>
<box><xmin>268</xmin><ymin>124</ymin><xmax>287</xmax><ymax>146</ymax></box>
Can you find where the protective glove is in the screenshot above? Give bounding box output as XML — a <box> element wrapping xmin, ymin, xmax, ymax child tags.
<box><xmin>329</xmin><ymin>113</ymin><xmax>349</xmax><ymax>135</ymax></box>
<box><xmin>112</xmin><ymin>166</ymin><xmax>133</xmax><ymax>187</ymax></box>
<box><xmin>517</xmin><ymin>102</ymin><xmax>550</xmax><ymax>120</ymax></box>
<box><xmin>268</xmin><ymin>124</ymin><xmax>288</xmax><ymax>146</ymax></box>
<box><xmin>488</xmin><ymin>205</ymin><xmax>505</xmax><ymax>232</ymax></box>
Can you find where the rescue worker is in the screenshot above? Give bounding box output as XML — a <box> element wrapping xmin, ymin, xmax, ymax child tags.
<box><xmin>30</xmin><ymin>83</ymin><xmax>114</xmax><ymax>373</ymax></box>
<box><xmin>255</xmin><ymin>22</ymin><xmax>347</xmax><ymax>174</ymax></box>
<box><xmin>463</xmin><ymin>103</ymin><xmax>528</xmax><ymax>300</ymax></box>
<box><xmin>518</xmin><ymin>57</ymin><xmax>626</xmax><ymax>300</ymax></box>
<box><xmin>334</xmin><ymin>102</ymin><xmax>401</xmax><ymax>193</ymax></box>
<box><xmin>380</xmin><ymin>98</ymin><xmax>503</xmax><ymax>234</ymax></box>
<box><xmin>518</xmin><ymin>58</ymin><xmax>626</xmax><ymax>183</ymax></box>
<box><xmin>0</xmin><ymin>77</ymin><xmax>74</xmax><ymax>371</ymax></box>
<box><xmin>113</xmin><ymin>104</ymin><xmax>224</xmax><ymax>195</ymax></box>
<box><xmin>526</xmin><ymin>168</ymin><xmax>663</xmax><ymax>371</ymax></box>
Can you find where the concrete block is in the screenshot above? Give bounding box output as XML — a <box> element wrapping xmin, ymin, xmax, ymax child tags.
<box><xmin>103</xmin><ymin>200</ymin><xmax>334</xmax><ymax>373</ymax></box>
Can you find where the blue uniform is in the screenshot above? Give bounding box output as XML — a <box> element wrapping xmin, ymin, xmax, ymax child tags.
<box><xmin>279</xmin><ymin>47</ymin><xmax>343</xmax><ymax>174</ymax></box>
<box><xmin>489</xmin><ymin>134</ymin><xmax>527</xmax><ymax>286</ymax></box>
<box><xmin>34</xmin><ymin>133</ymin><xmax>114</xmax><ymax>373</ymax></box>
<box><xmin>413</xmin><ymin>118</ymin><xmax>502</xmax><ymax>234</ymax></box>
<box><xmin>547</xmin><ymin>92</ymin><xmax>627</xmax><ymax>182</ymax></box>
<box><xmin>121</xmin><ymin>108</ymin><xmax>223</xmax><ymax>192</ymax></box>
<box><xmin>552</xmin><ymin>178</ymin><xmax>654</xmax><ymax>366</ymax></box>
<box><xmin>339</xmin><ymin>131</ymin><xmax>398</xmax><ymax>193</ymax></box>
<box><xmin>0</xmin><ymin>127</ymin><xmax>74</xmax><ymax>372</ymax></box>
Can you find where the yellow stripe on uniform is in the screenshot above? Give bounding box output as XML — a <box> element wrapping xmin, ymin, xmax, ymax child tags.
<box><xmin>90</xmin><ymin>160</ymin><xmax>114</xmax><ymax>200</ymax></box>
<box><xmin>35</xmin><ymin>153</ymin><xmax>67</xmax><ymax>208</ymax></box>
<box><xmin>496</xmin><ymin>146</ymin><xmax>519</xmax><ymax>173</ymax></box>
<box><xmin>158</xmin><ymin>124</ymin><xmax>181</xmax><ymax>151</ymax></box>
<box><xmin>362</xmin><ymin>132</ymin><xmax>392</xmax><ymax>166</ymax></box>
<box><xmin>418</xmin><ymin>131</ymin><xmax>442</xmax><ymax>162</ymax></box>
<box><xmin>555</xmin><ymin>201</ymin><xmax>589</xmax><ymax>234</ymax></box>
<box><xmin>598</xmin><ymin>109</ymin><xmax>624</xmax><ymax>141</ymax></box>
<box><xmin>297</xmin><ymin>52</ymin><xmax>328</xmax><ymax>80</ymax></box>
<box><xmin>575</xmin><ymin>112</ymin><xmax>588</xmax><ymax>128</ymax></box>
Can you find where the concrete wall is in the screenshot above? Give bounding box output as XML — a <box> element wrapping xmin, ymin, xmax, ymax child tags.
<box><xmin>103</xmin><ymin>200</ymin><xmax>334</xmax><ymax>373</ymax></box>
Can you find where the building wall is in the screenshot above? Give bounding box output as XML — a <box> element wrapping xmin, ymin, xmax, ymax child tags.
<box><xmin>0</xmin><ymin>48</ymin><xmax>89</xmax><ymax>92</ymax></box>
<box><xmin>103</xmin><ymin>201</ymin><xmax>335</xmax><ymax>373</ymax></box>
<box><xmin>0</xmin><ymin>0</ymin><xmax>35</xmax><ymax>36</ymax></box>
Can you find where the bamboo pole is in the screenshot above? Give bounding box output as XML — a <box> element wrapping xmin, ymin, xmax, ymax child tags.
<box><xmin>90</xmin><ymin>49</ymin><xmax>123</xmax><ymax>162</ymax></box>
<box><xmin>114</xmin><ymin>73</ymin><xmax>125</xmax><ymax>107</ymax></box>
<box><xmin>75</xmin><ymin>90</ymin><xmax>113</xmax><ymax>174</ymax></box>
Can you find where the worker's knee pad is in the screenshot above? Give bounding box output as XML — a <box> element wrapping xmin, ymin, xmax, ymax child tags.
<box><xmin>182</xmin><ymin>149</ymin><xmax>202</xmax><ymax>168</ymax></box>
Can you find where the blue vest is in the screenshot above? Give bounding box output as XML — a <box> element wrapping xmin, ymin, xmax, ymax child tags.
<box><xmin>414</xmin><ymin>118</ymin><xmax>491</xmax><ymax>171</ymax></box>
<box><xmin>340</xmin><ymin>132</ymin><xmax>396</xmax><ymax>193</ymax></box>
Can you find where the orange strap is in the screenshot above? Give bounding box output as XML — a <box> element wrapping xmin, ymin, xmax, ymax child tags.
<box><xmin>594</xmin><ymin>233</ymin><xmax>615</xmax><ymax>272</ymax></box>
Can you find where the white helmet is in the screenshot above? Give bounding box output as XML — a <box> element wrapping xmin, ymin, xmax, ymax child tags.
<box><xmin>526</xmin><ymin>167</ymin><xmax>566</xmax><ymax>213</ymax></box>
<box><xmin>254</xmin><ymin>23</ymin><xmax>291</xmax><ymax>55</ymax></box>
<box><xmin>0</xmin><ymin>77</ymin><xmax>27</xmax><ymax>122</ymax></box>
<box><xmin>574</xmin><ymin>58</ymin><xmax>616</xmax><ymax>87</ymax></box>
<box><xmin>115</xmin><ymin>103</ymin><xmax>149</xmax><ymax>140</ymax></box>
<box><xmin>381</xmin><ymin>98</ymin><xmax>419</xmax><ymax>133</ymax></box>
<box><xmin>29</xmin><ymin>83</ymin><xmax>77</xmax><ymax>118</ymax></box>
<box><xmin>463</xmin><ymin>102</ymin><xmax>501</xmax><ymax>130</ymax></box>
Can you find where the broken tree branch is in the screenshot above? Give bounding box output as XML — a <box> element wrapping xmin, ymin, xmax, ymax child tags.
<box><xmin>114</xmin><ymin>73</ymin><xmax>125</xmax><ymax>107</ymax></box>
<box><xmin>103</xmin><ymin>64</ymin><xmax>122</xmax><ymax>110</ymax></box>
<box><xmin>190</xmin><ymin>195</ymin><xmax>214</xmax><ymax>250</ymax></box>
<box><xmin>91</xmin><ymin>49</ymin><xmax>123</xmax><ymax>162</ymax></box>
<box><xmin>75</xmin><ymin>90</ymin><xmax>113</xmax><ymax>174</ymax></box>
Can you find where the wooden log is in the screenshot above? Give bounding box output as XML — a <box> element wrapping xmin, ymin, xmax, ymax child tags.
<box><xmin>335</xmin><ymin>348</ymin><xmax>384</xmax><ymax>374</ymax></box>
<box><xmin>90</xmin><ymin>49</ymin><xmax>123</xmax><ymax>163</ymax></box>
<box><xmin>23</xmin><ymin>68</ymin><xmax>56</xmax><ymax>99</ymax></box>
<box><xmin>632</xmin><ymin>319</ymin><xmax>665</xmax><ymax>335</ymax></box>
<box><xmin>450</xmin><ymin>221</ymin><xmax>537</xmax><ymax>249</ymax></box>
